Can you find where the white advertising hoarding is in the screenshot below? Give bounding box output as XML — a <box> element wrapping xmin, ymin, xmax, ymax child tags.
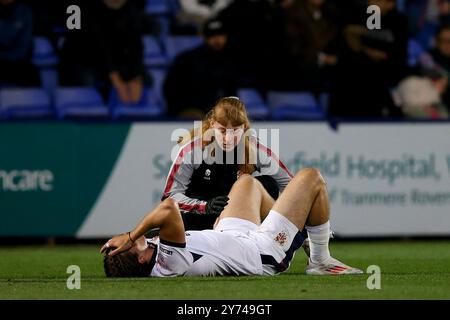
<box><xmin>78</xmin><ymin>122</ymin><xmax>450</xmax><ymax>238</ymax></box>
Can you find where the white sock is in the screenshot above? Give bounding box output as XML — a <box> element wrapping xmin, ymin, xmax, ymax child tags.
<box><xmin>305</xmin><ymin>221</ymin><xmax>331</xmax><ymax>264</ymax></box>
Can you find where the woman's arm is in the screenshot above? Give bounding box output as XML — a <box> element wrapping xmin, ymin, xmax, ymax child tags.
<box><xmin>256</xmin><ymin>141</ymin><xmax>293</xmax><ymax>192</ymax></box>
<box><xmin>162</xmin><ymin>140</ymin><xmax>208</xmax><ymax>214</ymax></box>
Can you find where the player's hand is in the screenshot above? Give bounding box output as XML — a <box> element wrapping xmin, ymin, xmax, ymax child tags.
<box><xmin>100</xmin><ymin>233</ymin><xmax>134</xmax><ymax>256</ymax></box>
<box><xmin>205</xmin><ymin>196</ymin><xmax>229</xmax><ymax>215</ymax></box>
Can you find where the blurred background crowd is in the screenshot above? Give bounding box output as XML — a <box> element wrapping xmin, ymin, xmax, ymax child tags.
<box><xmin>1</xmin><ymin>0</ymin><xmax>450</xmax><ymax>120</ymax></box>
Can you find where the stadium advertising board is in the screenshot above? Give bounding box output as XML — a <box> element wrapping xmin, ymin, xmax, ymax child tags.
<box><xmin>1</xmin><ymin>123</ymin><xmax>449</xmax><ymax>237</ymax></box>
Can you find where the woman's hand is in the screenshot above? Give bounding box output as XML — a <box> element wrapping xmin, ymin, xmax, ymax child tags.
<box><xmin>205</xmin><ymin>196</ymin><xmax>229</xmax><ymax>215</ymax></box>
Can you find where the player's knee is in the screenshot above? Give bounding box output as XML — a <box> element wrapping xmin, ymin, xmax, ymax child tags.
<box><xmin>237</xmin><ymin>173</ymin><xmax>255</xmax><ymax>184</ymax></box>
<box><xmin>160</xmin><ymin>197</ymin><xmax>179</xmax><ymax>213</ymax></box>
<box><xmin>297</xmin><ymin>168</ymin><xmax>326</xmax><ymax>188</ymax></box>
<box><xmin>233</xmin><ymin>173</ymin><xmax>257</xmax><ymax>190</ymax></box>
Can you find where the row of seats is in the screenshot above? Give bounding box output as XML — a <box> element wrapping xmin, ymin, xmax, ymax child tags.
<box><xmin>142</xmin><ymin>0</ymin><xmax>430</xmax><ymax>67</ymax></box>
<box><xmin>147</xmin><ymin>0</ymin><xmax>409</xmax><ymax>17</ymax></box>
<box><xmin>35</xmin><ymin>36</ymin><xmax>428</xmax><ymax>70</ymax></box>
<box><xmin>240</xmin><ymin>89</ymin><xmax>328</xmax><ymax>120</ymax></box>
<box><xmin>18</xmin><ymin>35</ymin><xmax>330</xmax><ymax>121</ymax></box>
<box><xmin>29</xmin><ymin>0</ymin><xmax>431</xmax><ymax>71</ymax></box>
<box><xmin>145</xmin><ymin>0</ymin><xmax>179</xmax><ymax>16</ymax></box>
<box><xmin>0</xmin><ymin>87</ymin><xmax>328</xmax><ymax>121</ymax></box>
<box><xmin>32</xmin><ymin>35</ymin><xmax>203</xmax><ymax>69</ymax></box>
<box><xmin>31</xmin><ymin>35</ymin><xmax>202</xmax><ymax>96</ymax></box>
<box><xmin>0</xmin><ymin>87</ymin><xmax>163</xmax><ymax>120</ymax></box>
<box><xmin>143</xmin><ymin>35</ymin><xmax>203</xmax><ymax>67</ymax></box>
<box><xmin>31</xmin><ymin>34</ymin><xmax>427</xmax><ymax>101</ymax></box>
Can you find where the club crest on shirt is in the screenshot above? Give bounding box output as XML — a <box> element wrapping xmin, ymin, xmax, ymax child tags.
<box><xmin>157</xmin><ymin>255</ymin><xmax>169</xmax><ymax>269</ymax></box>
<box><xmin>204</xmin><ymin>169</ymin><xmax>211</xmax><ymax>180</ymax></box>
<box><xmin>274</xmin><ymin>231</ymin><xmax>288</xmax><ymax>246</ymax></box>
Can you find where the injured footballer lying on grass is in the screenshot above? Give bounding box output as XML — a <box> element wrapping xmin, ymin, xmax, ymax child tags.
<box><xmin>101</xmin><ymin>168</ymin><xmax>363</xmax><ymax>277</ymax></box>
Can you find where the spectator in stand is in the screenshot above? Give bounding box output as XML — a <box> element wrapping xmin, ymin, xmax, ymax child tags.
<box><xmin>59</xmin><ymin>0</ymin><xmax>151</xmax><ymax>103</ymax></box>
<box><xmin>22</xmin><ymin>0</ymin><xmax>68</xmax><ymax>40</ymax></box>
<box><xmin>406</xmin><ymin>0</ymin><xmax>450</xmax><ymax>49</ymax></box>
<box><xmin>326</xmin><ymin>0</ymin><xmax>366</xmax><ymax>25</ymax></box>
<box><xmin>429</xmin><ymin>23</ymin><xmax>450</xmax><ymax>112</ymax></box>
<box><xmin>217</xmin><ymin>0</ymin><xmax>282</xmax><ymax>92</ymax></box>
<box><xmin>329</xmin><ymin>0</ymin><xmax>408</xmax><ymax>118</ymax></box>
<box><xmin>163</xmin><ymin>17</ymin><xmax>239</xmax><ymax>118</ymax></box>
<box><xmin>273</xmin><ymin>0</ymin><xmax>339</xmax><ymax>93</ymax></box>
<box><xmin>392</xmin><ymin>75</ymin><xmax>449</xmax><ymax>119</ymax></box>
<box><xmin>0</xmin><ymin>0</ymin><xmax>40</xmax><ymax>86</ymax></box>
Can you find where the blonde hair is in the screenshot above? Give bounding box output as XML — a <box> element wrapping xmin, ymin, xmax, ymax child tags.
<box><xmin>179</xmin><ymin>97</ymin><xmax>256</xmax><ymax>174</ymax></box>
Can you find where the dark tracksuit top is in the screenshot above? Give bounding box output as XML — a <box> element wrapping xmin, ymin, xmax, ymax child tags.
<box><xmin>162</xmin><ymin>137</ymin><xmax>293</xmax><ymax>229</ymax></box>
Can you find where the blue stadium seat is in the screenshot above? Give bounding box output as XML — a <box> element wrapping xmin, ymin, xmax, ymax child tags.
<box><xmin>54</xmin><ymin>87</ymin><xmax>109</xmax><ymax>119</ymax></box>
<box><xmin>0</xmin><ymin>88</ymin><xmax>52</xmax><ymax>119</ymax></box>
<box><xmin>157</xmin><ymin>16</ymin><xmax>172</xmax><ymax>36</ymax></box>
<box><xmin>32</xmin><ymin>37</ymin><xmax>59</xmax><ymax>67</ymax></box>
<box><xmin>319</xmin><ymin>92</ymin><xmax>330</xmax><ymax>112</ymax></box>
<box><xmin>146</xmin><ymin>0</ymin><xmax>172</xmax><ymax>15</ymax></box>
<box><xmin>109</xmin><ymin>87</ymin><xmax>164</xmax><ymax>119</ymax></box>
<box><xmin>408</xmin><ymin>38</ymin><xmax>425</xmax><ymax>67</ymax></box>
<box><xmin>164</xmin><ymin>36</ymin><xmax>203</xmax><ymax>61</ymax></box>
<box><xmin>147</xmin><ymin>68</ymin><xmax>167</xmax><ymax>107</ymax></box>
<box><xmin>167</xmin><ymin>0</ymin><xmax>181</xmax><ymax>14</ymax></box>
<box><xmin>143</xmin><ymin>36</ymin><xmax>168</xmax><ymax>67</ymax></box>
<box><xmin>144</xmin><ymin>0</ymin><xmax>175</xmax><ymax>36</ymax></box>
<box><xmin>40</xmin><ymin>69</ymin><xmax>59</xmax><ymax>97</ymax></box>
<box><xmin>396</xmin><ymin>0</ymin><xmax>406</xmax><ymax>12</ymax></box>
<box><xmin>268</xmin><ymin>91</ymin><xmax>325</xmax><ymax>120</ymax></box>
<box><xmin>237</xmin><ymin>88</ymin><xmax>270</xmax><ymax>120</ymax></box>
<box><xmin>416</xmin><ymin>22</ymin><xmax>438</xmax><ymax>51</ymax></box>
<box><xmin>32</xmin><ymin>37</ymin><xmax>59</xmax><ymax>95</ymax></box>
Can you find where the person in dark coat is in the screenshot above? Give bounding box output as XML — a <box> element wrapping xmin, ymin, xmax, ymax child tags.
<box><xmin>59</xmin><ymin>0</ymin><xmax>151</xmax><ymax>103</ymax></box>
<box><xmin>163</xmin><ymin>18</ymin><xmax>239</xmax><ymax>118</ymax></box>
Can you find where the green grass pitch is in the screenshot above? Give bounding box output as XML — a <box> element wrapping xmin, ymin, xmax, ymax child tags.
<box><xmin>1</xmin><ymin>241</ymin><xmax>449</xmax><ymax>299</ymax></box>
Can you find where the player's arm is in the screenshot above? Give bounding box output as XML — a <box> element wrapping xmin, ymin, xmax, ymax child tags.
<box><xmin>101</xmin><ymin>198</ymin><xmax>185</xmax><ymax>256</ymax></box>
